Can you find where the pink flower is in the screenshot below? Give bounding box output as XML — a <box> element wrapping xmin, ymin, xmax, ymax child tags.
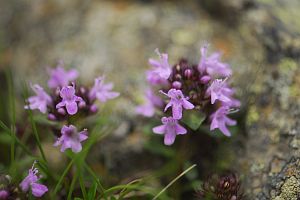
<box><xmin>56</xmin><ymin>84</ymin><xmax>84</xmax><ymax>115</ymax></box>
<box><xmin>206</xmin><ymin>79</ymin><xmax>232</xmax><ymax>104</ymax></box>
<box><xmin>146</xmin><ymin>70</ymin><xmax>169</xmax><ymax>86</ymax></box>
<box><xmin>136</xmin><ymin>89</ymin><xmax>163</xmax><ymax>117</ymax></box>
<box><xmin>20</xmin><ymin>162</ymin><xmax>48</xmax><ymax>198</ymax></box>
<box><xmin>148</xmin><ymin>49</ymin><xmax>172</xmax><ymax>80</ymax></box>
<box><xmin>89</xmin><ymin>76</ymin><xmax>119</xmax><ymax>102</ymax></box>
<box><xmin>198</xmin><ymin>44</ymin><xmax>232</xmax><ymax>78</ymax></box>
<box><xmin>54</xmin><ymin>125</ymin><xmax>88</xmax><ymax>153</ymax></box>
<box><xmin>47</xmin><ymin>62</ymin><xmax>78</xmax><ymax>89</ymax></box>
<box><xmin>24</xmin><ymin>84</ymin><xmax>52</xmax><ymax>113</ymax></box>
<box><xmin>153</xmin><ymin>117</ymin><xmax>187</xmax><ymax>145</ymax></box>
<box><xmin>160</xmin><ymin>89</ymin><xmax>194</xmax><ymax>120</ymax></box>
<box><xmin>210</xmin><ymin>106</ymin><xmax>236</xmax><ymax>136</ymax></box>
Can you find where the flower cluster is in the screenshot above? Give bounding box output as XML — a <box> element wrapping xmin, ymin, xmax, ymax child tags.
<box><xmin>195</xmin><ymin>172</ymin><xmax>245</xmax><ymax>200</ymax></box>
<box><xmin>137</xmin><ymin>45</ymin><xmax>240</xmax><ymax>145</ymax></box>
<box><xmin>19</xmin><ymin>162</ymin><xmax>48</xmax><ymax>198</ymax></box>
<box><xmin>25</xmin><ymin>61</ymin><xmax>119</xmax><ymax>153</ymax></box>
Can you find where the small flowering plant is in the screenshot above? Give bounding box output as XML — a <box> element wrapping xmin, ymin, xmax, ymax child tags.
<box><xmin>137</xmin><ymin>45</ymin><xmax>240</xmax><ymax>145</ymax></box>
<box><xmin>25</xmin><ymin>61</ymin><xmax>119</xmax><ymax>153</ymax></box>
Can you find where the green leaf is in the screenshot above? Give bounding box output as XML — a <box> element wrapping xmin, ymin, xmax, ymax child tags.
<box><xmin>87</xmin><ymin>182</ymin><xmax>97</xmax><ymax>200</ymax></box>
<box><xmin>181</xmin><ymin>110</ymin><xmax>206</xmax><ymax>131</ymax></box>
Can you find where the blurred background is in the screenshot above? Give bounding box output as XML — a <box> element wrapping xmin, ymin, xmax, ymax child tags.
<box><xmin>0</xmin><ymin>0</ymin><xmax>300</xmax><ymax>199</ymax></box>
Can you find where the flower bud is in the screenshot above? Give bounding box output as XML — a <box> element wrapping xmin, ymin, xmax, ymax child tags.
<box><xmin>90</xmin><ymin>104</ymin><xmax>98</xmax><ymax>113</ymax></box>
<box><xmin>57</xmin><ymin>108</ymin><xmax>66</xmax><ymax>115</ymax></box>
<box><xmin>48</xmin><ymin>113</ymin><xmax>56</xmax><ymax>121</ymax></box>
<box><xmin>175</xmin><ymin>74</ymin><xmax>182</xmax><ymax>80</ymax></box>
<box><xmin>172</xmin><ymin>81</ymin><xmax>182</xmax><ymax>89</ymax></box>
<box><xmin>200</xmin><ymin>75</ymin><xmax>211</xmax><ymax>84</ymax></box>
<box><xmin>0</xmin><ymin>189</ymin><xmax>9</xmax><ymax>199</ymax></box>
<box><xmin>184</xmin><ymin>69</ymin><xmax>193</xmax><ymax>79</ymax></box>
<box><xmin>79</xmin><ymin>101</ymin><xmax>86</xmax><ymax>109</ymax></box>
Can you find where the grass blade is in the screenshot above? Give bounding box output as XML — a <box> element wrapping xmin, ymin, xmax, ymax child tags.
<box><xmin>54</xmin><ymin>159</ymin><xmax>74</xmax><ymax>195</ymax></box>
<box><xmin>152</xmin><ymin>164</ymin><xmax>197</xmax><ymax>200</ymax></box>
<box><xmin>67</xmin><ymin>172</ymin><xmax>78</xmax><ymax>200</ymax></box>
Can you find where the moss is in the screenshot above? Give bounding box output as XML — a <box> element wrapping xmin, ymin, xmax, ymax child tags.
<box><xmin>278</xmin><ymin>58</ymin><xmax>297</xmax><ymax>74</ymax></box>
<box><xmin>246</xmin><ymin>105</ymin><xmax>259</xmax><ymax>126</ymax></box>
<box><xmin>273</xmin><ymin>176</ymin><xmax>300</xmax><ymax>200</ymax></box>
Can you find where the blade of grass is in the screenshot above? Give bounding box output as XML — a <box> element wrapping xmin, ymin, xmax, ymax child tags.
<box><xmin>5</xmin><ymin>70</ymin><xmax>16</xmax><ymax>172</ymax></box>
<box><xmin>67</xmin><ymin>172</ymin><xmax>78</xmax><ymax>200</ymax></box>
<box><xmin>118</xmin><ymin>179</ymin><xmax>142</xmax><ymax>199</ymax></box>
<box><xmin>0</xmin><ymin>120</ymin><xmax>33</xmax><ymax>156</ymax></box>
<box><xmin>87</xmin><ymin>182</ymin><xmax>97</xmax><ymax>200</ymax></box>
<box><xmin>54</xmin><ymin>159</ymin><xmax>74</xmax><ymax>195</ymax></box>
<box><xmin>78</xmin><ymin>170</ymin><xmax>87</xmax><ymax>200</ymax></box>
<box><xmin>152</xmin><ymin>164</ymin><xmax>197</xmax><ymax>200</ymax></box>
<box><xmin>83</xmin><ymin>163</ymin><xmax>105</xmax><ymax>193</ymax></box>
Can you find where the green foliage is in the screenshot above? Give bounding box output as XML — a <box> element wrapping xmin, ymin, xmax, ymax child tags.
<box><xmin>181</xmin><ymin>110</ymin><xmax>206</xmax><ymax>131</ymax></box>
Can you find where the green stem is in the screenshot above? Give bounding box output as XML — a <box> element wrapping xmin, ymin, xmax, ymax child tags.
<box><xmin>67</xmin><ymin>172</ymin><xmax>78</xmax><ymax>200</ymax></box>
<box><xmin>54</xmin><ymin>159</ymin><xmax>74</xmax><ymax>195</ymax></box>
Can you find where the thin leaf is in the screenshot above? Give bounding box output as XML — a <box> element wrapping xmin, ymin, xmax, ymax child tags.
<box><xmin>54</xmin><ymin>159</ymin><xmax>74</xmax><ymax>195</ymax></box>
<box><xmin>152</xmin><ymin>164</ymin><xmax>197</xmax><ymax>200</ymax></box>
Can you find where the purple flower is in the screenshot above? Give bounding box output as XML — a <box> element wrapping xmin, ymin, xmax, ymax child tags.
<box><xmin>48</xmin><ymin>62</ymin><xmax>78</xmax><ymax>89</ymax></box>
<box><xmin>210</xmin><ymin>106</ymin><xmax>236</xmax><ymax>136</ymax></box>
<box><xmin>161</xmin><ymin>89</ymin><xmax>194</xmax><ymax>120</ymax></box>
<box><xmin>89</xmin><ymin>76</ymin><xmax>119</xmax><ymax>102</ymax></box>
<box><xmin>56</xmin><ymin>84</ymin><xmax>84</xmax><ymax>115</ymax></box>
<box><xmin>148</xmin><ymin>49</ymin><xmax>172</xmax><ymax>80</ymax></box>
<box><xmin>198</xmin><ymin>44</ymin><xmax>232</xmax><ymax>77</ymax></box>
<box><xmin>54</xmin><ymin>125</ymin><xmax>88</xmax><ymax>153</ymax></box>
<box><xmin>153</xmin><ymin>116</ymin><xmax>187</xmax><ymax>145</ymax></box>
<box><xmin>206</xmin><ymin>79</ymin><xmax>232</xmax><ymax>104</ymax></box>
<box><xmin>24</xmin><ymin>84</ymin><xmax>52</xmax><ymax>113</ymax></box>
<box><xmin>20</xmin><ymin>162</ymin><xmax>48</xmax><ymax>198</ymax></box>
<box><xmin>136</xmin><ymin>89</ymin><xmax>163</xmax><ymax>117</ymax></box>
<box><xmin>146</xmin><ymin>70</ymin><xmax>169</xmax><ymax>86</ymax></box>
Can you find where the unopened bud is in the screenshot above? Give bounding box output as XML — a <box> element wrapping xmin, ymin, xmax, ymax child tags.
<box><xmin>172</xmin><ymin>81</ymin><xmax>182</xmax><ymax>89</ymax></box>
<box><xmin>57</xmin><ymin>108</ymin><xmax>66</xmax><ymax>115</ymax></box>
<box><xmin>90</xmin><ymin>104</ymin><xmax>98</xmax><ymax>113</ymax></box>
<box><xmin>200</xmin><ymin>75</ymin><xmax>211</xmax><ymax>84</ymax></box>
<box><xmin>48</xmin><ymin>113</ymin><xmax>56</xmax><ymax>121</ymax></box>
<box><xmin>184</xmin><ymin>69</ymin><xmax>193</xmax><ymax>79</ymax></box>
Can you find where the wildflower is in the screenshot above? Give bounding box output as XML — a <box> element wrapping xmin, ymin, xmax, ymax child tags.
<box><xmin>210</xmin><ymin>106</ymin><xmax>236</xmax><ymax>136</ymax></box>
<box><xmin>89</xmin><ymin>76</ymin><xmax>119</xmax><ymax>102</ymax></box>
<box><xmin>198</xmin><ymin>44</ymin><xmax>231</xmax><ymax>77</ymax></box>
<box><xmin>56</xmin><ymin>84</ymin><xmax>84</xmax><ymax>115</ymax></box>
<box><xmin>54</xmin><ymin>125</ymin><xmax>88</xmax><ymax>153</ymax></box>
<box><xmin>148</xmin><ymin>49</ymin><xmax>171</xmax><ymax>80</ymax></box>
<box><xmin>24</xmin><ymin>84</ymin><xmax>52</xmax><ymax>113</ymax></box>
<box><xmin>136</xmin><ymin>89</ymin><xmax>163</xmax><ymax>117</ymax></box>
<box><xmin>153</xmin><ymin>116</ymin><xmax>187</xmax><ymax>145</ymax></box>
<box><xmin>47</xmin><ymin>62</ymin><xmax>78</xmax><ymax>89</ymax></box>
<box><xmin>206</xmin><ymin>79</ymin><xmax>232</xmax><ymax>104</ymax></box>
<box><xmin>20</xmin><ymin>162</ymin><xmax>48</xmax><ymax>198</ymax></box>
<box><xmin>161</xmin><ymin>89</ymin><xmax>194</xmax><ymax>120</ymax></box>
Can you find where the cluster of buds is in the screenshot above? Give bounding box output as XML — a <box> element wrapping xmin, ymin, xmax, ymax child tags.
<box><xmin>0</xmin><ymin>175</ymin><xmax>16</xmax><ymax>200</ymax></box>
<box><xmin>137</xmin><ymin>44</ymin><xmax>240</xmax><ymax>145</ymax></box>
<box><xmin>25</xmin><ymin>61</ymin><xmax>119</xmax><ymax>153</ymax></box>
<box><xmin>195</xmin><ymin>172</ymin><xmax>245</xmax><ymax>200</ymax></box>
